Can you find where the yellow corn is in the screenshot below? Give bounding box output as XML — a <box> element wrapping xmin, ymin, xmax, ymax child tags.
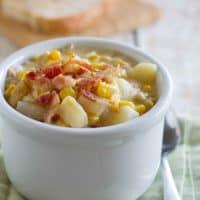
<box><xmin>5</xmin><ymin>84</ymin><xmax>16</xmax><ymax>98</ymax></box>
<box><xmin>143</xmin><ymin>85</ymin><xmax>152</xmax><ymax>93</ymax></box>
<box><xmin>135</xmin><ymin>104</ymin><xmax>146</xmax><ymax>114</ymax></box>
<box><xmin>59</xmin><ymin>86</ymin><xmax>76</xmax><ymax>100</ymax></box>
<box><xmin>49</xmin><ymin>50</ymin><xmax>62</xmax><ymax>60</ymax></box>
<box><xmin>66</xmin><ymin>51</ymin><xmax>75</xmax><ymax>59</ymax></box>
<box><xmin>88</xmin><ymin>115</ymin><xmax>100</xmax><ymax>125</ymax></box>
<box><xmin>17</xmin><ymin>69</ymin><xmax>28</xmax><ymax>80</ymax></box>
<box><xmin>114</xmin><ymin>59</ymin><xmax>127</xmax><ymax>67</ymax></box>
<box><xmin>97</xmin><ymin>82</ymin><xmax>112</xmax><ymax>99</ymax></box>
<box><xmin>86</xmin><ymin>52</ymin><xmax>99</xmax><ymax>61</ymax></box>
<box><xmin>92</xmin><ymin>62</ymin><xmax>104</xmax><ymax>70</ymax></box>
<box><xmin>119</xmin><ymin>101</ymin><xmax>135</xmax><ymax>110</ymax></box>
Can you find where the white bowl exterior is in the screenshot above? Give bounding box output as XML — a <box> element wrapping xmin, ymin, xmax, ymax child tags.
<box><xmin>0</xmin><ymin>37</ymin><xmax>172</xmax><ymax>200</ymax></box>
<box><xmin>1</xmin><ymin>119</ymin><xmax>164</xmax><ymax>200</ymax></box>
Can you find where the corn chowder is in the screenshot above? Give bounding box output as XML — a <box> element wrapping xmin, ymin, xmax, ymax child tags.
<box><xmin>4</xmin><ymin>46</ymin><xmax>158</xmax><ymax>128</ymax></box>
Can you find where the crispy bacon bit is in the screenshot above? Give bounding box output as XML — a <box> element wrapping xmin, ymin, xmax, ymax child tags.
<box><xmin>76</xmin><ymin>78</ymin><xmax>102</xmax><ymax>90</ymax></box>
<box><xmin>35</xmin><ymin>91</ymin><xmax>60</xmax><ymax>107</ymax></box>
<box><xmin>82</xmin><ymin>90</ymin><xmax>96</xmax><ymax>102</ymax></box>
<box><xmin>43</xmin><ymin>65</ymin><xmax>63</xmax><ymax>79</ymax></box>
<box><xmin>76</xmin><ymin>68</ymin><xmax>88</xmax><ymax>76</ymax></box>
<box><xmin>68</xmin><ymin>59</ymin><xmax>95</xmax><ymax>72</ymax></box>
<box><xmin>26</xmin><ymin>71</ymin><xmax>41</xmax><ymax>80</ymax></box>
<box><xmin>36</xmin><ymin>92</ymin><xmax>53</xmax><ymax>105</ymax></box>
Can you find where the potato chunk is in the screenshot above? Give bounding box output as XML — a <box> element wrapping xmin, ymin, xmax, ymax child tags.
<box><xmin>78</xmin><ymin>95</ymin><xmax>107</xmax><ymax>117</ymax></box>
<box><xmin>115</xmin><ymin>78</ymin><xmax>135</xmax><ymax>100</ymax></box>
<box><xmin>128</xmin><ymin>63</ymin><xmax>157</xmax><ymax>83</ymax></box>
<box><xmin>58</xmin><ymin>96</ymin><xmax>88</xmax><ymax>128</ymax></box>
<box><xmin>16</xmin><ymin>101</ymin><xmax>45</xmax><ymax>121</ymax></box>
<box><xmin>102</xmin><ymin>106</ymin><xmax>139</xmax><ymax>126</ymax></box>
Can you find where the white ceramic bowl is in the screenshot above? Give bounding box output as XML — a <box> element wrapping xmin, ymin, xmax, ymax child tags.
<box><xmin>0</xmin><ymin>37</ymin><xmax>172</xmax><ymax>200</ymax></box>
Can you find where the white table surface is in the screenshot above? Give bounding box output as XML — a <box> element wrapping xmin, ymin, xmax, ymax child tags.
<box><xmin>0</xmin><ymin>0</ymin><xmax>199</xmax><ymax>117</ymax></box>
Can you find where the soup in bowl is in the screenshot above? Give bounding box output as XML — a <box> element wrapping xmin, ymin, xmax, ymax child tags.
<box><xmin>0</xmin><ymin>37</ymin><xmax>172</xmax><ymax>200</ymax></box>
<box><xmin>5</xmin><ymin>45</ymin><xmax>158</xmax><ymax>128</ymax></box>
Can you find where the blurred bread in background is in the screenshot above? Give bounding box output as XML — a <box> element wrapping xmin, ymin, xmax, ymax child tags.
<box><xmin>1</xmin><ymin>0</ymin><xmax>108</xmax><ymax>33</ymax></box>
<box><xmin>0</xmin><ymin>0</ymin><xmax>160</xmax><ymax>47</ymax></box>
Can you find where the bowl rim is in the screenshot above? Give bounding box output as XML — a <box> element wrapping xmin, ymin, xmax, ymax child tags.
<box><xmin>0</xmin><ymin>37</ymin><xmax>173</xmax><ymax>137</ymax></box>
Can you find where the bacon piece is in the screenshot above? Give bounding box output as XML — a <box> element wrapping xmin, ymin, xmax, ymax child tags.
<box><xmin>76</xmin><ymin>68</ymin><xmax>89</xmax><ymax>76</ymax></box>
<box><xmin>76</xmin><ymin>77</ymin><xmax>102</xmax><ymax>90</ymax></box>
<box><xmin>26</xmin><ymin>71</ymin><xmax>42</xmax><ymax>80</ymax></box>
<box><xmin>67</xmin><ymin>59</ymin><xmax>95</xmax><ymax>72</ymax></box>
<box><xmin>35</xmin><ymin>91</ymin><xmax>60</xmax><ymax>107</ymax></box>
<box><xmin>43</xmin><ymin>65</ymin><xmax>63</xmax><ymax>79</ymax></box>
<box><xmin>36</xmin><ymin>92</ymin><xmax>53</xmax><ymax>105</ymax></box>
<box><xmin>30</xmin><ymin>77</ymin><xmax>52</xmax><ymax>98</ymax></box>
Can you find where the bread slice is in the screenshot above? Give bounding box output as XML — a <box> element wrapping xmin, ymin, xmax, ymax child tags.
<box><xmin>1</xmin><ymin>0</ymin><xmax>108</xmax><ymax>33</ymax></box>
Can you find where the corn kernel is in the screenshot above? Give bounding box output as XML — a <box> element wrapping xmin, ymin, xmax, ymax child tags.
<box><xmin>46</xmin><ymin>59</ymin><xmax>57</xmax><ymax>65</ymax></box>
<box><xmin>97</xmin><ymin>82</ymin><xmax>112</xmax><ymax>99</ymax></box>
<box><xmin>59</xmin><ymin>86</ymin><xmax>76</xmax><ymax>100</ymax></box>
<box><xmin>5</xmin><ymin>84</ymin><xmax>16</xmax><ymax>98</ymax></box>
<box><xmin>143</xmin><ymin>85</ymin><xmax>152</xmax><ymax>93</ymax></box>
<box><xmin>135</xmin><ymin>104</ymin><xmax>146</xmax><ymax>114</ymax></box>
<box><xmin>66</xmin><ymin>51</ymin><xmax>75</xmax><ymax>59</ymax></box>
<box><xmin>49</xmin><ymin>50</ymin><xmax>62</xmax><ymax>60</ymax></box>
<box><xmin>114</xmin><ymin>59</ymin><xmax>127</xmax><ymax>67</ymax></box>
<box><xmin>119</xmin><ymin>101</ymin><xmax>135</xmax><ymax>110</ymax></box>
<box><xmin>17</xmin><ymin>69</ymin><xmax>28</xmax><ymax>80</ymax></box>
<box><xmin>88</xmin><ymin>115</ymin><xmax>100</xmax><ymax>125</ymax></box>
<box><xmin>92</xmin><ymin>62</ymin><xmax>104</xmax><ymax>70</ymax></box>
<box><xmin>86</xmin><ymin>51</ymin><xmax>99</xmax><ymax>61</ymax></box>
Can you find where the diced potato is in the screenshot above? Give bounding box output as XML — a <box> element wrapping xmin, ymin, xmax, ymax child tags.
<box><xmin>115</xmin><ymin>78</ymin><xmax>135</xmax><ymax>100</ymax></box>
<box><xmin>101</xmin><ymin>106</ymin><xmax>139</xmax><ymax>126</ymax></box>
<box><xmin>22</xmin><ymin>94</ymin><xmax>34</xmax><ymax>102</ymax></box>
<box><xmin>78</xmin><ymin>95</ymin><xmax>107</xmax><ymax>117</ymax></box>
<box><xmin>16</xmin><ymin>101</ymin><xmax>45</xmax><ymax>120</ymax></box>
<box><xmin>128</xmin><ymin>63</ymin><xmax>157</xmax><ymax>83</ymax></box>
<box><xmin>58</xmin><ymin>96</ymin><xmax>88</xmax><ymax>128</ymax></box>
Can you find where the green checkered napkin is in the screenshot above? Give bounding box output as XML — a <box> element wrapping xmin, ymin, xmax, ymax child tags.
<box><xmin>0</xmin><ymin>117</ymin><xmax>199</xmax><ymax>200</ymax></box>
